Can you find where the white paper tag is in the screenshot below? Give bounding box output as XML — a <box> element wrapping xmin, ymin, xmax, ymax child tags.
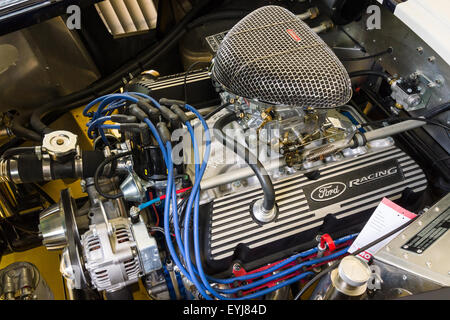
<box><xmin>348</xmin><ymin>197</ymin><xmax>417</xmax><ymax>261</ymax></box>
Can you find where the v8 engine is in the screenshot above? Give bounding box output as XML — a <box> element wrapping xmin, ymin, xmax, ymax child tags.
<box><xmin>0</xmin><ymin>0</ymin><xmax>449</xmax><ymax>301</ymax></box>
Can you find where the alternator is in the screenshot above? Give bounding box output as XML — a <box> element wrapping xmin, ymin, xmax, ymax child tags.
<box><xmin>80</xmin><ymin>216</ymin><xmax>161</xmax><ymax>293</ymax></box>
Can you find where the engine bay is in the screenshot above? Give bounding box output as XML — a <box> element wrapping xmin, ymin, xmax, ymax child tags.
<box><xmin>0</xmin><ymin>0</ymin><xmax>449</xmax><ymax>302</ymax></box>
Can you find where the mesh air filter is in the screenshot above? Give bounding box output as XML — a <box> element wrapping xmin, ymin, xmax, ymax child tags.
<box><xmin>211</xmin><ymin>6</ymin><xmax>352</xmax><ymax>108</ymax></box>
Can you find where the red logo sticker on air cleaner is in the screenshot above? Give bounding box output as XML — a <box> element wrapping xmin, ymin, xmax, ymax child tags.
<box><xmin>286</xmin><ymin>29</ymin><xmax>301</xmax><ymax>42</ymax></box>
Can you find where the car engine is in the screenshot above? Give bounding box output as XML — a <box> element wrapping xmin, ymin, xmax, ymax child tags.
<box><xmin>0</xmin><ymin>0</ymin><xmax>448</xmax><ymax>301</ymax></box>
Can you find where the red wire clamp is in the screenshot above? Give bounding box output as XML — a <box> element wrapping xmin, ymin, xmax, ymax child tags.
<box><xmin>319</xmin><ymin>233</ymin><xmax>336</xmax><ymax>252</ymax></box>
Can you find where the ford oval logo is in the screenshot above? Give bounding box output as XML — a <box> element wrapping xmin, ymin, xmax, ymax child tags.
<box><xmin>311</xmin><ymin>182</ymin><xmax>347</xmax><ymax>202</ymax></box>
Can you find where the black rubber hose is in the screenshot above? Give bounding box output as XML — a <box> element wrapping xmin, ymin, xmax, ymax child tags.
<box><xmin>94</xmin><ymin>151</ymin><xmax>133</xmax><ymax>199</ymax></box>
<box><xmin>348</xmin><ymin>70</ymin><xmax>391</xmax><ymax>82</ymax></box>
<box><xmin>0</xmin><ymin>146</ymin><xmax>36</xmax><ymax>160</ymax></box>
<box><xmin>15</xmin><ymin>154</ymin><xmax>44</xmax><ymax>183</ymax></box>
<box><xmin>81</xmin><ymin>150</ymin><xmax>107</xmax><ymax>178</ymax></box>
<box><xmin>213</xmin><ymin>113</ymin><xmax>275</xmax><ymax>211</ymax></box>
<box><xmin>0</xmin><ymin>138</ymin><xmax>24</xmax><ymax>157</ymax></box>
<box><xmin>203</xmin><ymin>103</ymin><xmax>232</xmax><ymax>121</ymax></box>
<box><xmin>28</xmin><ymin>0</ymin><xmax>213</xmax><ymax>136</ymax></box>
<box><xmin>192</xmin><ymin>103</ymin><xmax>233</xmax><ymax>130</ymax></box>
<box><xmin>51</xmin><ymin>161</ymin><xmax>75</xmax><ymax>180</ymax></box>
<box><xmin>9</xmin><ymin>118</ymin><xmax>41</xmax><ymax>142</ymax></box>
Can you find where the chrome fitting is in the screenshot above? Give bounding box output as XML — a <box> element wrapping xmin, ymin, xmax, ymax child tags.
<box><xmin>0</xmin><ymin>159</ymin><xmax>10</xmax><ymax>183</ymax></box>
<box><xmin>250</xmin><ymin>198</ymin><xmax>278</xmax><ymax>224</ymax></box>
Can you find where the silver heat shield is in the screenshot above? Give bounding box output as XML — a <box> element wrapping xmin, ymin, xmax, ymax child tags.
<box><xmin>211</xmin><ymin>5</ymin><xmax>352</xmax><ymax>108</ymax></box>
